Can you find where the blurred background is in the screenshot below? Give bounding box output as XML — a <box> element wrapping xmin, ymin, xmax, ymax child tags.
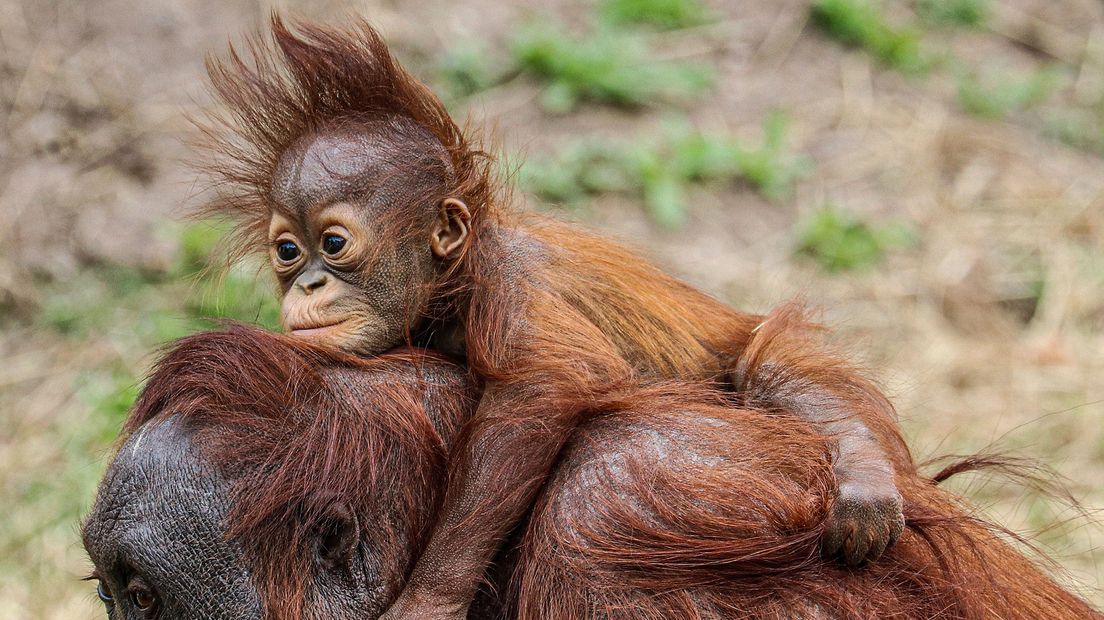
<box><xmin>1</xmin><ymin>0</ymin><xmax>1102</xmax><ymax>616</ymax></box>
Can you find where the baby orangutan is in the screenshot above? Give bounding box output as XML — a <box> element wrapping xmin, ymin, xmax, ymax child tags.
<box><xmin>200</xmin><ymin>18</ymin><xmax>912</xmax><ymax>619</ymax></box>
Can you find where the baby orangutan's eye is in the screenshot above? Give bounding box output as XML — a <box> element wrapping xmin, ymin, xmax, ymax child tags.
<box><xmin>322</xmin><ymin>234</ymin><xmax>347</xmax><ymax>256</ymax></box>
<box><xmin>277</xmin><ymin>240</ymin><xmax>301</xmax><ymax>262</ymax></box>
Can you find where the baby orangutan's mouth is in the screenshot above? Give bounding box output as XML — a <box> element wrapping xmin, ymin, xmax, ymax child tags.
<box><xmin>286</xmin><ymin>317</ymin><xmax>352</xmax><ymax>338</ymax></box>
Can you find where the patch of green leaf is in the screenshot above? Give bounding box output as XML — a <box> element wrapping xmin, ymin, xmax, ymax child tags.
<box><xmin>795</xmin><ymin>206</ymin><xmax>915</xmax><ymax>271</ymax></box>
<box><xmin>811</xmin><ymin>0</ymin><xmax>926</xmax><ymax>73</ymax></box>
<box><xmin>185</xmin><ymin>262</ymin><xmax>281</xmax><ymax>330</ymax></box>
<box><xmin>520</xmin><ymin>113</ymin><xmax>812</xmax><ymax>227</ymax></box>
<box><xmin>598</xmin><ymin>0</ymin><xmax>711</xmax><ymax>30</ymax></box>
<box><xmin>77</xmin><ymin>365</ymin><xmax>142</xmax><ymax>443</ymax></box>
<box><xmin>957</xmin><ymin>66</ymin><xmax>1064</xmax><ymax>120</ymax></box>
<box><xmin>38</xmin><ymin>265</ymin><xmax>165</xmax><ymax>337</ymax></box>
<box><xmin>511</xmin><ymin>22</ymin><xmax>713</xmax><ymax>112</ymax></box>
<box><xmin>37</xmin><ymin>221</ymin><xmax>280</xmax><ymax>343</ymax></box>
<box><xmin>435</xmin><ymin>42</ymin><xmax>509</xmax><ymax>101</ymax></box>
<box><xmin>518</xmin><ymin>141</ymin><xmax>639</xmax><ymax>206</ymax></box>
<box><xmin>175</xmin><ymin>220</ymin><xmax>228</xmax><ymax>275</ymax></box>
<box><xmin>917</xmin><ymin>0</ymin><xmax>988</xmax><ymax>28</ymax></box>
<box><xmin>1045</xmin><ymin>104</ymin><xmax>1104</xmax><ymax>155</ymax></box>
<box><xmin>726</xmin><ymin>112</ymin><xmax>813</xmax><ymax>201</ymax></box>
<box><xmin>173</xmin><ymin>222</ymin><xmax>281</xmax><ymax>330</ymax></box>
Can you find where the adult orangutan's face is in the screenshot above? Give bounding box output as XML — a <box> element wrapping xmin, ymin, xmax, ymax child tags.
<box><xmin>82</xmin><ymin>417</ymin><xmax>264</xmax><ymax>619</ymax></box>
<box><xmin>81</xmin><ymin>417</ymin><xmax>388</xmax><ymax>620</ymax></box>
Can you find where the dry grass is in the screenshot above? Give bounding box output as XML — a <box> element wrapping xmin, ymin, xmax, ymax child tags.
<box><xmin>1</xmin><ymin>0</ymin><xmax>1101</xmax><ymax>617</ymax></box>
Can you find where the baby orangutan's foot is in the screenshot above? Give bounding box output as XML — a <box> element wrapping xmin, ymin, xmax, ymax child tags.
<box><xmin>821</xmin><ymin>480</ymin><xmax>904</xmax><ymax>566</ymax></box>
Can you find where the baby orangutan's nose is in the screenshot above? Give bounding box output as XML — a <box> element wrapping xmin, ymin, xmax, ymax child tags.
<box><xmin>295</xmin><ymin>269</ymin><xmax>330</xmax><ymax>295</ymax></box>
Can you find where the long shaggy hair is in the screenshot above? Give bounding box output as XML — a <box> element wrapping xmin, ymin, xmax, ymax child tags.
<box><xmin>175</xmin><ymin>15</ymin><xmax>1099</xmax><ymax>619</ymax></box>
<box><xmin>124</xmin><ymin>325</ymin><xmax>476</xmax><ymax>618</ymax></box>
<box><xmin>120</xmin><ymin>327</ymin><xmax>1100</xmax><ymax>619</ymax></box>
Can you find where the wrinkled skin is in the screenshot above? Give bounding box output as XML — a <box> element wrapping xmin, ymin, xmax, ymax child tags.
<box><xmin>83</xmin><ymin>416</ymin><xmax>398</xmax><ymax>620</ymax></box>
<box><xmin>269</xmin><ymin>121</ymin><xmax>461</xmax><ymax>356</ymax></box>
<box><xmin>82</xmin><ymin>418</ymin><xmax>263</xmax><ymax>620</ymax></box>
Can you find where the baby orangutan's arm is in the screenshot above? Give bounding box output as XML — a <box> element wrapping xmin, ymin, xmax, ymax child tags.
<box><xmin>381</xmin><ymin>289</ymin><xmax>633</xmax><ymax>619</ymax></box>
<box><xmin>729</xmin><ymin>303</ymin><xmax>909</xmax><ymax>566</ymax></box>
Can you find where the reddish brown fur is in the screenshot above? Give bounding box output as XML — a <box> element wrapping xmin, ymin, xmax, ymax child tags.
<box><xmin>197</xmin><ymin>16</ymin><xmax>920</xmax><ymax>613</ymax></box>
<box><xmin>122</xmin><ymin>327</ymin><xmax>1100</xmax><ymax>619</ymax></box>
<box><xmin>125</xmin><ymin>326</ymin><xmax>476</xmax><ymax>618</ymax></box>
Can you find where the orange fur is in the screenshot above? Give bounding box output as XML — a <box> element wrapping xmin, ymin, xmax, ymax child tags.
<box><xmin>196</xmin><ymin>17</ymin><xmax>913</xmax><ymax>614</ymax></box>
<box><xmin>121</xmin><ymin>328</ymin><xmax>1100</xmax><ymax>619</ymax></box>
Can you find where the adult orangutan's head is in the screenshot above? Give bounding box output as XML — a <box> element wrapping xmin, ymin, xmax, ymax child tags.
<box><xmin>81</xmin><ymin>327</ymin><xmax>473</xmax><ymax>620</ymax></box>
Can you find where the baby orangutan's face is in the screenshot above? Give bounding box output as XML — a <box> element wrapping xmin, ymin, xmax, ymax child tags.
<box><xmin>266</xmin><ymin>122</ymin><xmax>469</xmax><ymax>355</ymax></box>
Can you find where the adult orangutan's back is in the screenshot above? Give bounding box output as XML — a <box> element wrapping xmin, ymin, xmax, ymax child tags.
<box><xmin>510</xmin><ymin>387</ymin><xmax>1097</xmax><ymax>619</ymax></box>
<box><xmin>83</xmin><ymin>328</ymin><xmax>1098</xmax><ymax>619</ymax></box>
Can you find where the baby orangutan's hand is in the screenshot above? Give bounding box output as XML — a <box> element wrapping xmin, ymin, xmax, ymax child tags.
<box><xmin>821</xmin><ymin>479</ymin><xmax>904</xmax><ymax>566</ymax></box>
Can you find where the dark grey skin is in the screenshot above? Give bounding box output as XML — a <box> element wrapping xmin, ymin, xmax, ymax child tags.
<box><xmin>83</xmin><ymin>415</ymin><xmax>397</xmax><ymax>620</ymax></box>
<box><xmin>82</xmin><ymin>417</ymin><xmax>263</xmax><ymax>619</ymax></box>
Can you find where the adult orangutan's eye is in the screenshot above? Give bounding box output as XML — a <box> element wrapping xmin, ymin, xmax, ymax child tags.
<box><xmin>96</xmin><ymin>581</ymin><xmax>114</xmax><ymax>606</ymax></box>
<box><xmin>95</xmin><ymin>580</ymin><xmax>116</xmax><ymax>615</ymax></box>
<box><xmin>277</xmin><ymin>240</ymin><xmax>301</xmax><ymax>262</ymax></box>
<box><xmin>322</xmin><ymin>234</ymin><xmax>347</xmax><ymax>255</ymax></box>
<box><xmin>132</xmin><ymin>587</ymin><xmax>157</xmax><ymax>611</ymax></box>
<box><xmin>123</xmin><ymin>575</ymin><xmax>160</xmax><ymax>616</ymax></box>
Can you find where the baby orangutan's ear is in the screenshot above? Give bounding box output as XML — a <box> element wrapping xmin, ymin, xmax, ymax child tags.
<box><xmin>430</xmin><ymin>198</ymin><xmax>471</xmax><ymax>260</ymax></box>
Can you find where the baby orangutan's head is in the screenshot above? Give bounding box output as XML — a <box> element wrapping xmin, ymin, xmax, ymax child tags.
<box><xmin>196</xmin><ymin>17</ymin><xmax>493</xmax><ymax>355</ymax></box>
<box><xmin>266</xmin><ymin>118</ymin><xmax>469</xmax><ymax>355</ymax></box>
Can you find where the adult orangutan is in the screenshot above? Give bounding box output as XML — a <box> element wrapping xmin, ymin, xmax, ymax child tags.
<box><xmin>198</xmin><ymin>17</ymin><xmax>910</xmax><ymax>617</ymax></box>
<box><xmin>82</xmin><ymin>327</ymin><xmax>1100</xmax><ymax>619</ymax></box>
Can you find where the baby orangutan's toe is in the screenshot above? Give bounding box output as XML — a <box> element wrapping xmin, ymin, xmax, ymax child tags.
<box><xmin>822</xmin><ymin>481</ymin><xmax>904</xmax><ymax>567</ymax></box>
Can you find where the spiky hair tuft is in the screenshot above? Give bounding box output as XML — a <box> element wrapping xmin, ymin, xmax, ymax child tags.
<box><xmin>193</xmin><ymin>15</ymin><xmax>497</xmax><ymax>259</ymax></box>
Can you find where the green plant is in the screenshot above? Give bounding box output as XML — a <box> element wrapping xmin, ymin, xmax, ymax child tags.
<box><xmin>811</xmin><ymin>0</ymin><xmax>926</xmax><ymax>73</ymax></box>
<box><xmin>598</xmin><ymin>0</ymin><xmax>711</xmax><ymax>30</ymax></box>
<box><xmin>1045</xmin><ymin>104</ymin><xmax>1104</xmax><ymax>155</ymax></box>
<box><xmin>511</xmin><ymin>22</ymin><xmax>713</xmax><ymax>112</ymax></box>
<box><xmin>436</xmin><ymin>42</ymin><xmax>508</xmax><ymax>101</ymax></box>
<box><xmin>38</xmin><ymin>266</ymin><xmax>145</xmax><ymax>337</ymax></box>
<box><xmin>728</xmin><ymin>112</ymin><xmax>813</xmax><ymax>200</ymax></box>
<box><xmin>173</xmin><ymin>222</ymin><xmax>281</xmax><ymax>330</ymax></box>
<box><xmin>185</xmin><ymin>261</ymin><xmax>281</xmax><ymax>330</ymax></box>
<box><xmin>795</xmin><ymin>206</ymin><xmax>915</xmax><ymax>271</ymax></box>
<box><xmin>518</xmin><ymin>141</ymin><xmax>638</xmax><ymax>206</ymax></box>
<box><xmin>957</xmin><ymin>66</ymin><xmax>1064</xmax><ymax>120</ymax></box>
<box><xmin>917</xmin><ymin>0</ymin><xmax>988</xmax><ymax>28</ymax></box>
<box><xmin>520</xmin><ymin>114</ymin><xmax>812</xmax><ymax>227</ymax></box>
<box><xmin>39</xmin><ymin>221</ymin><xmax>280</xmax><ymax>343</ymax></box>
<box><xmin>77</xmin><ymin>365</ymin><xmax>142</xmax><ymax>443</ymax></box>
